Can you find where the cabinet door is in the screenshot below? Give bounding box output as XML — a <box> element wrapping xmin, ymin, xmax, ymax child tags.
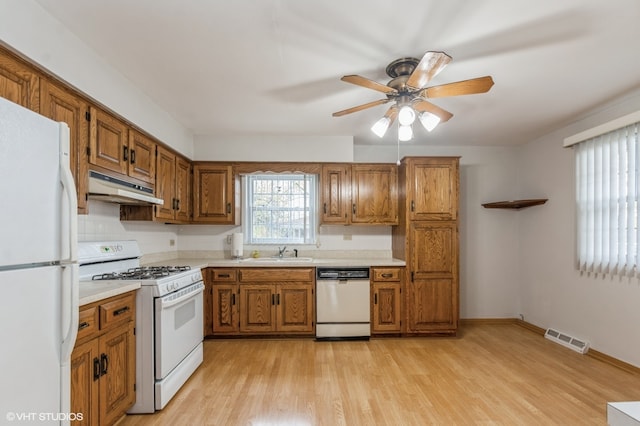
<box><xmin>99</xmin><ymin>322</ymin><xmax>135</xmax><ymax>426</ymax></box>
<box><xmin>351</xmin><ymin>164</ymin><xmax>398</xmax><ymax>224</ymax></box>
<box><xmin>40</xmin><ymin>79</ymin><xmax>90</xmax><ymax>214</ymax></box>
<box><xmin>213</xmin><ymin>284</ymin><xmax>239</xmax><ymax>334</ymax></box>
<box><xmin>70</xmin><ymin>338</ymin><xmax>100</xmax><ymax>426</ymax></box>
<box><xmin>407</xmin><ymin>278</ymin><xmax>456</xmax><ymax>332</ymax></box>
<box><xmin>0</xmin><ymin>50</ymin><xmax>39</xmax><ymax>111</ymax></box>
<box><xmin>408</xmin><ymin>221</ymin><xmax>458</xmax><ymax>332</ymax></box>
<box><xmin>372</xmin><ymin>283</ymin><xmax>402</xmax><ymax>333</ymax></box>
<box><xmin>320</xmin><ymin>164</ymin><xmax>350</xmax><ymax>224</ymax></box>
<box><xmin>127</xmin><ymin>130</ymin><xmax>155</xmax><ymax>184</ymax></box>
<box><xmin>175</xmin><ymin>155</ymin><xmax>192</xmax><ymax>222</ymax></box>
<box><xmin>239</xmin><ymin>285</ymin><xmax>276</xmax><ymax>333</ymax></box>
<box><xmin>193</xmin><ymin>164</ymin><xmax>234</xmax><ymax>223</ymax></box>
<box><xmin>410</xmin><ymin>222</ymin><xmax>457</xmax><ymax>277</ymax></box>
<box><xmin>409</xmin><ymin>158</ymin><xmax>459</xmax><ymax>220</ymax></box>
<box><xmin>155</xmin><ymin>145</ymin><xmax>176</xmax><ymax>220</ymax></box>
<box><xmin>277</xmin><ymin>284</ymin><xmax>314</xmax><ymax>333</ymax></box>
<box><xmin>89</xmin><ymin>107</ymin><xmax>129</xmax><ymax>176</ymax></box>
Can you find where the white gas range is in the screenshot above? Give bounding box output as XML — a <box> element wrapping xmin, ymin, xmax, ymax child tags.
<box><xmin>78</xmin><ymin>241</ymin><xmax>204</xmax><ymax>413</ymax></box>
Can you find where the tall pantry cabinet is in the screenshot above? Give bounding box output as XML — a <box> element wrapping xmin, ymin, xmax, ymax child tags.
<box><xmin>392</xmin><ymin>157</ymin><xmax>460</xmax><ymax>335</ymax></box>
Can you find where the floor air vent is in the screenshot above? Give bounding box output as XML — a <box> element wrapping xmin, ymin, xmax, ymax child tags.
<box><xmin>544</xmin><ymin>328</ymin><xmax>590</xmax><ymax>354</ymax></box>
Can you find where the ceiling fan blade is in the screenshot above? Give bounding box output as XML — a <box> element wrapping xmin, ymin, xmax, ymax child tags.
<box><xmin>406</xmin><ymin>51</ymin><xmax>452</xmax><ymax>89</ymax></box>
<box><xmin>420</xmin><ymin>76</ymin><xmax>495</xmax><ymax>98</ymax></box>
<box><xmin>384</xmin><ymin>105</ymin><xmax>398</xmax><ymax>123</ymax></box>
<box><xmin>332</xmin><ymin>99</ymin><xmax>390</xmax><ymax>117</ymax></box>
<box><xmin>412</xmin><ymin>100</ymin><xmax>453</xmax><ymax>123</ymax></box>
<box><xmin>341</xmin><ymin>75</ymin><xmax>397</xmax><ymax>94</ymax></box>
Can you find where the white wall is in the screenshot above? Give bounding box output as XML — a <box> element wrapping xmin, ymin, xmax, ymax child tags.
<box><xmin>194</xmin><ymin>135</ymin><xmax>354</xmax><ymax>162</ymax></box>
<box><xmin>0</xmin><ymin>0</ymin><xmax>194</xmax><ymax>157</ymax></box>
<box><xmin>518</xmin><ymin>88</ymin><xmax>640</xmax><ymax>367</ymax></box>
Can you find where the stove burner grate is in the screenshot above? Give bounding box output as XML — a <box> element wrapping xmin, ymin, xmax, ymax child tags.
<box><xmin>91</xmin><ymin>265</ymin><xmax>192</xmax><ymax>281</ymax></box>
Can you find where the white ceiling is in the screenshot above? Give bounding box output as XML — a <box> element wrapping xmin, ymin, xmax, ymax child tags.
<box><xmin>33</xmin><ymin>0</ymin><xmax>640</xmax><ymax>147</ymax></box>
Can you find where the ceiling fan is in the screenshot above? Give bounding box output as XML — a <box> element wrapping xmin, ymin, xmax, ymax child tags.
<box><xmin>333</xmin><ymin>51</ymin><xmax>494</xmax><ymax>140</ymax></box>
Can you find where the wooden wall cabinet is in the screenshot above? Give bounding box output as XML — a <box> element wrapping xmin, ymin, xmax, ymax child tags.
<box><xmin>155</xmin><ymin>145</ymin><xmax>191</xmax><ymax>222</ymax></box>
<box><xmin>393</xmin><ymin>157</ymin><xmax>460</xmax><ymax>335</ymax></box>
<box><xmin>0</xmin><ymin>49</ymin><xmax>40</xmax><ymax>112</ymax></box>
<box><xmin>320</xmin><ymin>163</ymin><xmax>398</xmax><ymax>225</ymax></box>
<box><xmin>88</xmin><ymin>106</ymin><xmax>156</xmax><ymax>186</ymax></box>
<box><xmin>71</xmin><ymin>291</ymin><xmax>136</xmax><ymax>426</ymax></box>
<box><xmin>40</xmin><ymin>79</ymin><xmax>90</xmax><ymax>214</ymax></box>
<box><xmin>192</xmin><ymin>163</ymin><xmax>236</xmax><ymax>224</ymax></box>
<box><xmin>371</xmin><ymin>267</ymin><xmax>403</xmax><ymax>334</ymax></box>
<box><xmin>237</xmin><ymin>268</ymin><xmax>314</xmax><ymax>335</ymax></box>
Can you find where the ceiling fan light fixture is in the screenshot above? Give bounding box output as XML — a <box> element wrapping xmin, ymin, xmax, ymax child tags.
<box><xmin>398</xmin><ymin>124</ymin><xmax>413</xmax><ymax>141</ymax></box>
<box><xmin>398</xmin><ymin>105</ymin><xmax>416</xmax><ymax>126</ymax></box>
<box><xmin>371</xmin><ymin>116</ymin><xmax>391</xmax><ymax>138</ymax></box>
<box><xmin>418</xmin><ymin>111</ymin><xmax>441</xmax><ymax>132</ymax></box>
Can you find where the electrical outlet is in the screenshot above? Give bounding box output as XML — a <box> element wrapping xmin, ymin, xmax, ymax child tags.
<box><xmin>343</xmin><ymin>234</ymin><xmax>352</xmax><ymax>241</ymax></box>
<box><xmin>169</xmin><ymin>239</ymin><xmax>175</xmax><ymax>247</ymax></box>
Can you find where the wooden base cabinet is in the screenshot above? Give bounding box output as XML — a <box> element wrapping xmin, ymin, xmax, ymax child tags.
<box><xmin>371</xmin><ymin>267</ymin><xmax>403</xmax><ymax>334</ymax></box>
<box><xmin>209</xmin><ymin>268</ymin><xmax>239</xmax><ymax>336</ymax></box>
<box><xmin>71</xmin><ymin>291</ymin><xmax>136</xmax><ymax>426</ymax></box>
<box><xmin>238</xmin><ymin>268</ymin><xmax>314</xmax><ymax>335</ymax></box>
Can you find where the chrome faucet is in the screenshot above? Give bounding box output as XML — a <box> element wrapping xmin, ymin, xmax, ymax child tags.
<box><xmin>278</xmin><ymin>246</ymin><xmax>287</xmax><ymax>258</ymax></box>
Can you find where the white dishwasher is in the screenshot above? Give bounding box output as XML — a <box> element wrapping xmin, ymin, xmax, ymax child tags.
<box><xmin>316</xmin><ymin>267</ymin><xmax>370</xmax><ymax>340</ymax></box>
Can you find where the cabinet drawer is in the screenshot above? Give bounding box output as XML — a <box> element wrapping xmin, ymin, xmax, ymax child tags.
<box><xmin>372</xmin><ymin>268</ymin><xmax>402</xmax><ymax>282</ymax></box>
<box><xmin>212</xmin><ymin>268</ymin><xmax>237</xmax><ymax>282</ymax></box>
<box><xmin>77</xmin><ymin>306</ymin><xmax>99</xmax><ymax>341</ymax></box>
<box><xmin>239</xmin><ymin>268</ymin><xmax>314</xmax><ymax>282</ymax></box>
<box><xmin>100</xmin><ymin>293</ymin><xmax>135</xmax><ymax>330</ymax></box>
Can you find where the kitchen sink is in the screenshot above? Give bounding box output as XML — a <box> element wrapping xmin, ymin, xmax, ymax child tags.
<box><xmin>240</xmin><ymin>257</ymin><xmax>314</xmax><ymax>263</ymax></box>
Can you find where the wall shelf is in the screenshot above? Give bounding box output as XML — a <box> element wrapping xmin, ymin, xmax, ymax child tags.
<box><xmin>481</xmin><ymin>199</ymin><xmax>548</xmax><ymax>210</ymax></box>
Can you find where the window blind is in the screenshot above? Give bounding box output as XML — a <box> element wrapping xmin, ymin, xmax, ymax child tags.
<box><xmin>575</xmin><ymin>121</ymin><xmax>640</xmax><ymax>276</ymax></box>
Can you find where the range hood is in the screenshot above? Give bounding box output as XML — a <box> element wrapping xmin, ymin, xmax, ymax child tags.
<box><xmin>88</xmin><ymin>170</ymin><xmax>164</xmax><ymax>205</ymax></box>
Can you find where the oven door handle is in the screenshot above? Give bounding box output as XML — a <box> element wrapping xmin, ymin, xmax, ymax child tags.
<box><xmin>159</xmin><ymin>284</ymin><xmax>204</xmax><ymax>309</ymax></box>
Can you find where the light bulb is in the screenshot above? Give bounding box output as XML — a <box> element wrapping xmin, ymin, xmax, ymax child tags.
<box><xmin>398</xmin><ymin>124</ymin><xmax>413</xmax><ymax>141</ymax></box>
<box><xmin>398</xmin><ymin>106</ymin><xmax>416</xmax><ymax>126</ymax></box>
<box><xmin>419</xmin><ymin>111</ymin><xmax>441</xmax><ymax>132</ymax></box>
<box><xmin>371</xmin><ymin>117</ymin><xmax>391</xmax><ymax>138</ymax></box>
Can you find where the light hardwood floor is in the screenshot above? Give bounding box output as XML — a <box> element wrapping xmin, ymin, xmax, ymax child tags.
<box><xmin>119</xmin><ymin>324</ymin><xmax>640</xmax><ymax>425</ymax></box>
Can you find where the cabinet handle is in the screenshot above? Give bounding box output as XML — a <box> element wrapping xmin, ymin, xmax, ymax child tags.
<box><xmin>78</xmin><ymin>321</ymin><xmax>90</xmax><ymax>331</ymax></box>
<box><xmin>226</xmin><ymin>203</ymin><xmax>231</xmax><ymax>214</ymax></box>
<box><xmin>374</xmin><ymin>293</ymin><xmax>378</xmax><ymax>304</ymax></box>
<box><xmin>411</xmin><ymin>200</ymin><xmax>415</xmax><ymax>212</ymax></box>
<box><xmin>123</xmin><ymin>146</ymin><xmax>129</xmax><ymax>162</ymax></box>
<box><xmin>219</xmin><ymin>274</ymin><xmax>230</xmax><ymax>278</ymax></box>
<box><xmin>93</xmin><ymin>357</ymin><xmax>101</xmax><ymax>381</ymax></box>
<box><xmin>176</xmin><ymin>199</ymin><xmax>180</xmax><ymax>211</ymax></box>
<box><xmin>100</xmin><ymin>353</ymin><xmax>109</xmax><ymax>376</ymax></box>
<box><xmin>411</xmin><ymin>272</ymin><xmax>414</xmax><ymax>282</ymax></box>
<box><xmin>231</xmin><ymin>294</ymin><xmax>236</xmax><ymax>305</ymax></box>
<box><xmin>381</xmin><ymin>273</ymin><xmax>393</xmax><ymax>278</ymax></box>
<box><xmin>271</xmin><ymin>294</ymin><xmax>275</xmax><ymax>305</ymax></box>
<box><xmin>113</xmin><ymin>306</ymin><xmax>130</xmax><ymax>316</ymax></box>
<box><xmin>276</xmin><ymin>294</ymin><xmax>280</xmax><ymax>305</ymax></box>
<box><xmin>323</xmin><ymin>203</ymin><xmax>327</xmax><ymax>214</ymax></box>
<box><xmin>130</xmin><ymin>149</ymin><xmax>136</xmax><ymax>164</ymax></box>
<box><xmin>352</xmin><ymin>203</ymin><xmax>356</xmax><ymax>214</ymax></box>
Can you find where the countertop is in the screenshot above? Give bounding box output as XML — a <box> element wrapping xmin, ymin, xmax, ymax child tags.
<box><xmin>142</xmin><ymin>257</ymin><xmax>406</xmax><ymax>269</ymax></box>
<box><xmin>79</xmin><ymin>281</ymin><xmax>141</xmax><ymax>306</ymax></box>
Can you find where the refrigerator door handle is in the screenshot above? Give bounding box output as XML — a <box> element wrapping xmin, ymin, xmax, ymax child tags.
<box><xmin>59</xmin><ymin>124</ymin><xmax>78</xmax><ymax>263</ymax></box>
<box><xmin>60</xmin><ymin>263</ymin><xmax>79</xmax><ymax>362</ymax></box>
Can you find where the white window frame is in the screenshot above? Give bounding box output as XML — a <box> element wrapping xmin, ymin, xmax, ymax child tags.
<box><xmin>242</xmin><ymin>173</ymin><xmax>317</xmax><ymax>245</ymax></box>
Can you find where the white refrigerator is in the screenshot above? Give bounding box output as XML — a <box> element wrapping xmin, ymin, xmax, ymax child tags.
<box><xmin>0</xmin><ymin>97</ymin><xmax>79</xmax><ymax>425</ymax></box>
